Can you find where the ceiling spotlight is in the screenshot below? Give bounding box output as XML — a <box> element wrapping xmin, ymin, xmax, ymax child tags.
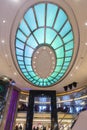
<box><xmin>68</xmin><ymin>84</ymin><xmax>72</xmax><ymax>90</ymax></box>
<box><xmin>72</xmin><ymin>82</ymin><xmax>77</xmax><ymax>88</ymax></box>
<box><xmin>85</xmin><ymin>22</ymin><xmax>87</xmax><ymax>26</ymax></box>
<box><xmin>64</xmin><ymin>86</ymin><xmax>68</xmax><ymax>91</ymax></box>
<box><xmin>2</xmin><ymin>20</ymin><xmax>6</xmax><ymax>23</ymax></box>
<box><xmin>1</xmin><ymin>40</ymin><xmax>5</xmax><ymax>43</ymax></box>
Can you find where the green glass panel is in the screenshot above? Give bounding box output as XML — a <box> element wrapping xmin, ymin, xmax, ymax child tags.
<box><xmin>26</xmin><ymin>66</ymin><xmax>33</xmax><ymax>71</ymax></box>
<box><xmin>63</xmin><ymin>31</ymin><xmax>73</xmax><ymax>43</ymax></box>
<box><xmin>33</xmin><ymin>76</ymin><xmax>39</xmax><ymax>80</ymax></box>
<box><xmin>46</xmin><ymin>28</ymin><xmax>56</xmax><ymax>44</ymax></box>
<box><xmin>65</xmin><ymin>41</ymin><xmax>74</xmax><ymax>50</ymax></box>
<box><xmin>46</xmin><ymin>4</ymin><xmax>58</xmax><ymax>27</ymax></box>
<box><xmin>58</xmin><ymin>73</ymin><xmax>64</xmax><ymax>77</ymax></box>
<box><xmin>35</xmin><ymin>82</ymin><xmax>40</xmax><ymax>85</ymax></box>
<box><xmin>27</xmin><ymin>35</ymin><xmax>38</xmax><ymax>48</ymax></box>
<box><xmin>20</xmin><ymin>65</ymin><xmax>25</xmax><ymax>69</ymax></box>
<box><xmin>57</xmin><ymin>59</ymin><xmax>63</xmax><ymax>66</ymax></box>
<box><xmin>64</xmin><ymin>62</ymin><xmax>70</xmax><ymax>66</ymax></box>
<box><xmin>60</xmin><ymin>70</ymin><xmax>66</xmax><ymax>73</ymax></box>
<box><xmin>24</xmin><ymin>46</ymin><xmax>34</xmax><ymax>57</ymax></box>
<box><xmin>51</xmin><ymin>72</ymin><xmax>58</xmax><ymax>77</ymax></box>
<box><xmin>16</xmin><ymin>39</ymin><xmax>24</xmax><ymax>49</ymax></box>
<box><xmin>43</xmin><ymin>82</ymin><xmax>47</xmax><ymax>86</ymax></box>
<box><xmin>21</xmin><ymin>69</ymin><xmax>27</xmax><ymax>73</ymax></box>
<box><xmin>18</xmin><ymin>61</ymin><xmax>24</xmax><ymax>65</ymax></box>
<box><xmin>54</xmin><ymin>66</ymin><xmax>61</xmax><ymax>72</ymax></box>
<box><xmin>19</xmin><ymin>19</ymin><xmax>30</xmax><ymax>36</ymax></box>
<box><xmin>65</xmin><ymin>50</ymin><xmax>73</xmax><ymax>57</ymax></box>
<box><xmin>51</xmin><ymin>36</ymin><xmax>63</xmax><ymax>49</ymax></box>
<box><xmin>48</xmin><ymin>76</ymin><xmax>53</xmax><ymax>79</ymax></box>
<box><xmin>54</xmin><ymin>9</ymin><xmax>67</xmax><ymax>32</ymax></box>
<box><xmin>17</xmin><ymin>56</ymin><xmax>23</xmax><ymax>61</ymax></box>
<box><xmin>16</xmin><ymin>48</ymin><xmax>23</xmax><ymax>55</ymax></box>
<box><xmin>29</xmin><ymin>71</ymin><xmax>36</xmax><ymax>77</ymax></box>
<box><xmin>16</xmin><ymin>30</ymin><xmax>26</xmax><ymax>42</ymax></box>
<box><xmin>23</xmin><ymin>72</ymin><xmax>28</xmax><ymax>76</ymax></box>
<box><xmin>39</xmin><ymin>82</ymin><xmax>43</xmax><ymax>86</ymax></box>
<box><xmin>55</xmin><ymin>47</ymin><xmax>64</xmax><ymax>58</ymax></box>
<box><xmin>59</xmin><ymin>21</ymin><xmax>71</xmax><ymax>37</ymax></box>
<box><xmin>34</xmin><ymin>4</ymin><xmax>45</xmax><ymax>27</ymax></box>
<box><xmin>44</xmin><ymin>79</ymin><xmax>49</xmax><ymax>82</ymax></box>
<box><xmin>34</xmin><ymin>28</ymin><xmax>44</xmax><ymax>44</ymax></box>
<box><xmin>62</xmin><ymin>66</ymin><xmax>67</xmax><ymax>70</ymax></box>
<box><xmin>24</xmin><ymin>58</ymin><xmax>31</xmax><ymax>65</ymax></box>
<box><xmin>24</xmin><ymin>8</ymin><xmax>37</xmax><ymax>31</ymax></box>
<box><xmin>65</xmin><ymin>57</ymin><xmax>72</xmax><ymax>62</ymax></box>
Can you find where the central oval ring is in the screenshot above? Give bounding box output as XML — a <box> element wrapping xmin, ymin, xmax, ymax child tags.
<box><xmin>32</xmin><ymin>45</ymin><xmax>56</xmax><ymax>78</ymax></box>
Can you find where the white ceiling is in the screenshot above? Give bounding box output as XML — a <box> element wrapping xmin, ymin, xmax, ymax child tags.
<box><xmin>0</xmin><ymin>0</ymin><xmax>87</xmax><ymax>92</ymax></box>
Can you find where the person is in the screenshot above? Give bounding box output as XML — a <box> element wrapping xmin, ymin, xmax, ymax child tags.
<box><xmin>15</xmin><ymin>124</ymin><xmax>18</xmax><ymax>130</ymax></box>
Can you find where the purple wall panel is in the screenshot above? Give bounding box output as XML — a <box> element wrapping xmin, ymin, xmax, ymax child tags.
<box><xmin>4</xmin><ymin>89</ymin><xmax>19</xmax><ymax>130</ymax></box>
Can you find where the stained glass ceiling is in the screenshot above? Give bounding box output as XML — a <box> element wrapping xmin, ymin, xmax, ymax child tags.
<box><xmin>15</xmin><ymin>2</ymin><xmax>74</xmax><ymax>87</ymax></box>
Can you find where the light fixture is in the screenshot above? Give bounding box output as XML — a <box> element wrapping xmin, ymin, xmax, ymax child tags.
<box><xmin>72</xmin><ymin>82</ymin><xmax>77</xmax><ymax>88</ymax></box>
<box><xmin>85</xmin><ymin>22</ymin><xmax>87</xmax><ymax>26</ymax></box>
<box><xmin>68</xmin><ymin>84</ymin><xmax>72</xmax><ymax>90</ymax></box>
<box><xmin>85</xmin><ymin>42</ymin><xmax>87</xmax><ymax>45</ymax></box>
<box><xmin>1</xmin><ymin>40</ymin><xmax>5</xmax><ymax>43</ymax></box>
<box><xmin>2</xmin><ymin>20</ymin><xmax>6</xmax><ymax>23</ymax></box>
<box><xmin>64</xmin><ymin>86</ymin><xmax>68</xmax><ymax>91</ymax></box>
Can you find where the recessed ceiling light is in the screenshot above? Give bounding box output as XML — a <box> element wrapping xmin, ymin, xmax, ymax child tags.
<box><xmin>5</xmin><ymin>54</ymin><xmax>8</xmax><ymax>57</ymax></box>
<box><xmin>36</xmin><ymin>51</ymin><xmax>39</xmax><ymax>54</ymax></box>
<box><xmin>70</xmin><ymin>74</ymin><xmax>73</xmax><ymax>77</ymax></box>
<box><xmin>14</xmin><ymin>72</ymin><xmax>17</xmax><ymax>75</ymax></box>
<box><xmin>1</xmin><ymin>40</ymin><xmax>5</xmax><ymax>43</ymax></box>
<box><xmin>2</xmin><ymin>20</ymin><xmax>6</xmax><ymax>23</ymax></box>
<box><xmin>85</xmin><ymin>42</ymin><xmax>87</xmax><ymax>45</ymax></box>
<box><xmin>85</xmin><ymin>22</ymin><xmax>87</xmax><ymax>26</ymax></box>
<box><xmin>76</xmin><ymin>66</ymin><xmax>78</xmax><ymax>70</ymax></box>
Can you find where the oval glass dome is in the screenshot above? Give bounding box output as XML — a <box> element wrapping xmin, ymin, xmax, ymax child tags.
<box><xmin>15</xmin><ymin>2</ymin><xmax>74</xmax><ymax>87</ymax></box>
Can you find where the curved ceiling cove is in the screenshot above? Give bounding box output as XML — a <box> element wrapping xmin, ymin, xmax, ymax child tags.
<box><xmin>15</xmin><ymin>2</ymin><xmax>74</xmax><ymax>87</ymax></box>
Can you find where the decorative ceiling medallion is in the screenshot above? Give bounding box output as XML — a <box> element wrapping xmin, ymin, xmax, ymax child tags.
<box><xmin>15</xmin><ymin>2</ymin><xmax>74</xmax><ymax>87</ymax></box>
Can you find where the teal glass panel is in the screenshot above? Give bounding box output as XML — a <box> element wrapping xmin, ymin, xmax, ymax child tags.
<box><xmin>60</xmin><ymin>70</ymin><xmax>66</xmax><ymax>73</ymax></box>
<box><xmin>27</xmin><ymin>35</ymin><xmax>38</xmax><ymax>48</ymax></box>
<box><xmin>35</xmin><ymin>82</ymin><xmax>40</xmax><ymax>85</ymax></box>
<box><xmin>18</xmin><ymin>61</ymin><xmax>24</xmax><ymax>65</ymax></box>
<box><xmin>43</xmin><ymin>82</ymin><xmax>47</xmax><ymax>86</ymax></box>
<box><xmin>65</xmin><ymin>57</ymin><xmax>72</xmax><ymax>62</ymax></box>
<box><xmin>33</xmin><ymin>76</ymin><xmax>39</xmax><ymax>80</ymax></box>
<box><xmin>47</xmin><ymin>76</ymin><xmax>53</xmax><ymax>81</ymax></box>
<box><xmin>46</xmin><ymin>4</ymin><xmax>58</xmax><ymax>27</ymax></box>
<box><xmin>54</xmin><ymin>9</ymin><xmax>67</xmax><ymax>32</ymax></box>
<box><xmin>24</xmin><ymin>46</ymin><xmax>34</xmax><ymax>57</ymax></box>
<box><xmin>23</xmin><ymin>72</ymin><xmax>28</xmax><ymax>77</ymax></box>
<box><xmin>54</xmin><ymin>66</ymin><xmax>61</xmax><ymax>72</ymax></box>
<box><xmin>51</xmin><ymin>72</ymin><xmax>58</xmax><ymax>77</ymax></box>
<box><xmin>16</xmin><ymin>30</ymin><xmax>26</xmax><ymax>42</ymax></box>
<box><xmin>16</xmin><ymin>39</ymin><xmax>24</xmax><ymax>49</ymax></box>
<box><xmin>24</xmin><ymin>8</ymin><xmax>37</xmax><ymax>31</ymax></box>
<box><xmin>46</xmin><ymin>28</ymin><xmax>56</xmax><ymax>44</ymax></box>
<box><xmin>26</xmin><ymin>66</ymin><xmax>33</xmax><ymax>71</ymax></box>
<box><xmin>62</xmin><ymin>66</ymin><xmax>67</xmax><ymax>70</ymax></box>
<box><xmin>44</xmin><ymin>79</ymin><xmax>49</xmax><ymax>82</ymax></box>
<box><xmin>29</xmin><ymin>71</ymin><xmax>36</xmax><ymax>77</ymax></box>
<box><xmin>34</xmin><ymin>4</ymin><xmax>45</xmax><ymax>27</ymax></box>
<box><xmin>58</xmin><ymin>73</ymin><xmax>64</xmax><ymax>77</ymax></box>
<box><xmin>21</xmin><ymin>69</ymin><xmax>27</xmax><ymax>73</ymax></box>
<box><xmin>59</xmin><ymin>21</ymin><xmax>71</xmax><ymax>37</ymax></box>
<box><xmin>55</xmin><ymin>47</ymin><xmax>64</xmax><ymax>58</ymax></box>
<box><xmin>65</xmin><ymin>50</ymin><xmax>73</xmax><ymax>57</ymax></box>
<box><xmin>19</xmin><ymin>19</ymin><xmax>30</xmax><ymax>36</ymax></box>
<box><xmin>63</xmin><ymin>31</ymin><xmax>73</xmax><ymax>43</ymax></box>
<box><xmin>39</xmin><ymin>82</ymin><xmax>43</xmax><ymax>86</ymax></box>
<box><xmin>24</xmin><ymin>57</ymin><xmax>31</xmax><ymax>65</ymax></box>
<box><xmin>57</xmin><ymin>59</ymin><xmax>64</xmax><ymax>66</ymax></box>
<box><xmin>16</xmin><ymin>48</ymin><xmax>23</xmax><ymax>55</ymax></box>
<box><xmin>17</xmin><ymin>56</ymin><xmax>23</xmax><ymax>61</ymax></box>
<box><xmin>65</xmin><ymin>41</ymin><xmax>74</xmax><ymax>50</ymax></box>
<box><xmin>64</xmin><ymin>62</ymin><xmax>70</xmax><ymax>66</ymax></box>
<box><xmin>20</xmin><ymin>65</ymin><xmax>25</xmax><ymax>69</ymax></box>
<box><xmin>51</xmin><ymin>36</ymin><xmax>63</xmax><ymax>49</ymax></box>
<box><xmin>34</xmin><ymin>28</ymin><xmax>44</xmax><ymax>44</ymax></box>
